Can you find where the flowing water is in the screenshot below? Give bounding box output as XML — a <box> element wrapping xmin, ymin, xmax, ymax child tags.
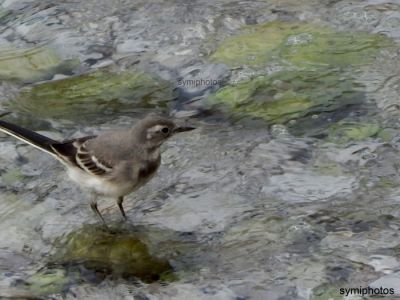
<box><xmin>1</xmin><ymin>0</ymin><xmax>400</xmax><ymax>299</ymax></box>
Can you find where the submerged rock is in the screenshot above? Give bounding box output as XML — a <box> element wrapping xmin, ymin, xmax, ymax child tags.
<box><xmin>0</xmin><ymin>47</ymin><xmax>77</xmax><ymax>83</ymax></box>
<box><xmin>207</xmin><ymin>21</ymin><xmax>393</xmax><ymax>128</ymax></box>
<box><xmin>1</xmin><ymin>168</ymin><xmax>24</xmax><ymax>185</ymax></box>
<box><xmin>7</xmin><ymin>69</ymin><xmax>175</xmax><ymax>121</ymax></box>
<box><xmin>210</xmin><ymin>21</ymin><xmax>392</xmax><ymax>68</ymax></box>
<box><xmin>311</xmin><ymin>283</ymin><xmax>344</xmax><ymax>300</ymax></box>
<box><xmin>23</xmin><ymin>268</ymin><xmax>72</xmax><ymax>296</ymax></box>
<box><xmin>262</xmin><ymin>170</ymin><xmax>355</xmax><ymax>203</ymax></box>
<box><xmin>369</xmin><ymin>272</ymin><xmax>400</xmax><ymax>295</ymax></box>
<box><xmin>207</xmin><ymin>69</ymin><xmax>363</xmax><ymax>124</ymax></box>
<box><xmin>52</xmin><ymin>225</ymin><xmax>173</xmax><ymax>283</ymax></box>
<box><xmin>327</xmin><ymin>121</ymin><xmax>380</xmax><ymax>144</ymax></box>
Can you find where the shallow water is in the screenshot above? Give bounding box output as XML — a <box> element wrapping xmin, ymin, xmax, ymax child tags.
<box><xmin>1</xmin><ymin>0</ymin><xmax>400</xmax><ymax>299</ymax></box>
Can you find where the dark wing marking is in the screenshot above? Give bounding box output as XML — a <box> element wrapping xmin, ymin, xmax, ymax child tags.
<box><xmin>75</xmin><ymin>142</ymin><xmax>113</xmax><ymax>176</ymax></box>
<box><xmin>50</xmin><ymin>136</ymin><xmax>113</xmax><ymax>176</ymax></box>
<box><xmin>51</xmin><ymin>136</ymin><xmax>96</xmax><ymax>167</ymax></box>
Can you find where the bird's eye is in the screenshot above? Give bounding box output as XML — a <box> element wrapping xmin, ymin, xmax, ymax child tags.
<box><xmin>161</xmin><ymin>127</ymin><xmax>169</xmax><ymax>134</ymax></box>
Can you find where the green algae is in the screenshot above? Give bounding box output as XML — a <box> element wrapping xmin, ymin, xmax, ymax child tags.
<box><xmin>375</xmin><ymin>177</ymin><xmax>398</xmax><ymax>189</ymax></box>
<box><xmin>0</xmin><ymin>47</ymin><xmax>77</xmax><ymax>83</ymax></box>
<box><xmin>377</xmin><ymin>128</ymin><xmax>398</xmax><ymax>142</ymax></box>
<box><xmin>311</xmin><ymin>283</ymin><xmax>344</xmax><ymax>300</ymax></box>
<box><xmin>52</xmin><ymin>225</ymin><xmax>173</xmax><ymax>282</ymax></box>
<box><xmin>1</xmin><ymin>168</ymin><xmax>24</xmax><ymax>184</ymax></box>
<box><xmin>210</xmin><ymin>21</ymin><xmax>391</xmax><ymax>68</ymax></box>
<box><xmin>313</xmin><ymin>161</ymin><xmax>344</xmax><ymax>177</ymax></box>
<box><xmin>209</xmin><ymin>22</ymin><xmax>284</xmax><ymax>67</ymax></box>
<box><xmin>280</xmin><ymin>27</ymin><xmax>390</xmax><ymax>68</ymax></box>
<box><xmin>207</xmin><ymin>69</ymin><xmax>363</xmax><ymax>124</ymax></box>
<box><xmin>327</xmin><ymin>121</ymin><xmax>380</xmax><ymax>143</ymax></box>
<box><xmin>9</xmin><ymin>69</ymin><xmax>175</xmax><ymax>120</ymax></box>
<box><xmin>16</xmin><ymin>226</ymin><xmax>179</xmax><ymax>297</ymax></box>
<box><xmin>0</xmin><ymin>9</ymin><xmax>10</xmax><ymax>22</ymax></box>
<box><xmin>208</xmin><ymin>21</ymin><xmax>392</xmax><ymax>128</ymax></box>
<box><xmin>24</xmin><ymin>268</ymin><xmax>72</xmax><ymax>296</ymax></box>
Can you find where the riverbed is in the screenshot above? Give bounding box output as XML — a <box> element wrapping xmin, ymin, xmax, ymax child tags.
<box><xmin>1</xmin><ymin>0</ymin><xmax>400</xmax><ymax>299</ymax></box>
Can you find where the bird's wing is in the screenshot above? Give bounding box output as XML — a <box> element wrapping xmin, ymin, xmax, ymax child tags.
<box><xmin>51</xmin><ymin>137</ymin><xmax>114</xmax><ymax>176</ymax></box>
<box><xmin>0</xmin><ymin>116</ymin><xmax>115</xmax><ymax>176</ymax></box>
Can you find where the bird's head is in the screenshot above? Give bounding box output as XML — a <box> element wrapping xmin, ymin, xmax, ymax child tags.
<box><xmin>133</xmin><ymin>116</ymin><xmax>195</xmax><ymax>148</ymax></box>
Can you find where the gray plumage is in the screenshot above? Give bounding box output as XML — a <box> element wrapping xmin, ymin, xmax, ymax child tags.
<box><xmin>0</xmin><ymin>115</ymin><xmax>194</xmax><ymax>224</ymax></box>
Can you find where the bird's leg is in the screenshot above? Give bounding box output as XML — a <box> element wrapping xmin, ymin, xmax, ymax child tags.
<box><xmin>117</xmin><ymin>196</ymin><xmax>127</xmax><ymax>220</ymax></box>
<box><xmin>90</xmin><ymin>194</ymin><xmax>107</xmax><ymax>225</ymax></box>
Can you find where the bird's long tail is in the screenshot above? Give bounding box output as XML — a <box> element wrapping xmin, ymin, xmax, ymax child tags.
<box><xmin>0</xmin><ymin>113</ymin><xmax>58</xmax><ymax>156</ymax></box>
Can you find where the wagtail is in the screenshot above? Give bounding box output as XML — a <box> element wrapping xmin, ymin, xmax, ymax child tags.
<box><xmin>0</xmin><ymin>114</ymin><xmax>195</xmax><ymax>224</ymax></box>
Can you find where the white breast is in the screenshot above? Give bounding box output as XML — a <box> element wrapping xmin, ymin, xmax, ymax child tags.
<box><xmin>66</xmin><ymin>167</ymin><xmax>135</xmax><ymax>197</ymax></box>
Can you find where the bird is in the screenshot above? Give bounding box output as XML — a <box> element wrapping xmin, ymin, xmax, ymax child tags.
<box><xmin>0</xmin><ymin>113</ymin><xmax>195</xmax><ymax>224</ymax></box>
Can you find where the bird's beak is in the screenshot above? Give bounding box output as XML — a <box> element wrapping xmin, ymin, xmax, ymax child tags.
<box><xmin>173</xmin><ymin>126</ymin><xmax>196</xmax><ymax>133</ymax></box>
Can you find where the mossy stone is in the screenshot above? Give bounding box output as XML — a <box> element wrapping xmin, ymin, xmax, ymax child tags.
<box><xmin>0</xmin><ymin>47</ymin><xmax>78</xmax><ymax>83</ymax></box>
<box><xmin>0</xmin><ymin>9</ymin><xmax>10</xmax><ymax>21</ymax></box>
<box><xmin>53</xmin><ymin>225</ymin><xmax>173</xmax><ymax>282</ymax></box>
<box><xmin>210</xmin><ymin>21</ymin><xmax>392</xmax><ymax>68</ymax></box>
<box><xmin>375</xmin><ymin>177</ymin><xmax>398</xmax><ymax>189</ymax></box>
<box><xmin>1</xmin><ymin>168</ymin><xmax>24</xmax><ymax>184</ymax></box>
<box><xmin>311</xmin><ymin>283</ymin><xmax>344</xmax><ymax>300</ymax></box>
<box><xmin>8</xmin><ymin>69</ymin><xmax>175</xmax><ymax>121</ymax></box>
<box><xmin>25</xmin><ymin>268</ymin><xmax>71</xmax><ymax>296</ymax></box>
<box><xmin>210</xmin><ymin>22</ymin><xmax>286</xmax><ymax>67</ymax></box>
<box><xmin>377</xmin><ymin>128</ymin><xmax>398</xmax><ymax>142</ymax></box>
<box><xmin>207</xmin><ymin>69</ymin><xmax>363</xmax><ymax>124</ymax></box>
<box><xmin>208</xmin><ymin>21</ymin><xmax>392</xmax><ymax>127</ymax></box>
<box><xmin>327</xmin><ymin>122</ymin><xmax>380</xmax><ymax>144</ymax></box>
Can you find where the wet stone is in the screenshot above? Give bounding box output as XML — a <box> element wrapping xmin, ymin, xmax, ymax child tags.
<box><xmin>262</xmin><ymin>172</ymin><xmax>355</xmax><ymax>202</ymax></box>
<box><xmin>369</xmin><ymin>272</ymin><xmax>400</xmax><ymax>296</ymax></box>
<box><xmin>207</xmin><ymin>69</ymin><xmax>364</xmax><ymax>127</ymax></box>
<box><xmin>51</xmin><ymin>225</ymin><xmax>173</xmax><ymax>283</ymax></box>
<box><xmin>326</xmin><ymin>121</ymin><xmax>381</xmax><ymax>144</ymax></box>
<box><xmin>21</xmin><ymin>268</ymin><xmax>72</xmax><ymax>297</ymax></box>
<box><xmin>311</xmin><ymin>283</ymin><xmax>344</xmax><ymax>300</ymax></box>
<box><xmin>209</xmin><ymin>21</ymin><xmax>392</xmax><ymax>68</ymax></box>
<box><xmin>6</xmin><ymin>69</ymin><xmax>175</xmax><ymax>122</ymax></box>
<box><xmin>348</xmin><ymin>254</ymin><xmax>400</xmax><ymax>274</ymax></box>
<box><xmin>0</xmin><ymin>46</ymin><xmax>78</xmax><ymax>83</ymax></box>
